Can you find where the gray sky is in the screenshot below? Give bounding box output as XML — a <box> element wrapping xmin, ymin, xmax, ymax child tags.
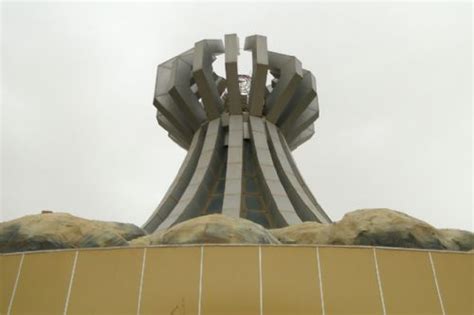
<box><xmin>1</xmin><ymin>2</ymin><xmax>472</xmax><ymax>231</ymax></box>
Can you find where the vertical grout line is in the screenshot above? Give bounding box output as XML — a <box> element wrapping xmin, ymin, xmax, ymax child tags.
<box><xmin>316</xmin><ymin>247</ymin><xmax>325</xmax><ymax>315</ymax></box>
<box><xmin>258</xmin><ymin>246</ymin><xmax>263</xmax><ymax>315</ymax></box>
<box><xmin>63</xmin><ymin>250</ymin><xmax>79</xmax><ymax>315</ymax></box>
<box><xmin>373</xmin><ymin>248</ymin><xmax>387</xmax><ymax>315</ymax></box>
<box><xmin>7</xmin><ymin>253</ymin><xmax>24</xmax><ymax>315</ymax></box>
<box><xmin>198</xmin><ymin>246</ymin><xmax>204</xmax><ymax>315</ymax></box>
<box><xmin>429</xmin><ymin>252</ymin><xmax>446</xmax><ymax>315</ymax></box>
<box><xmin>136</xmin><ymin>248</ymin><xmax>147</xmax><ymax>315</ymax></box>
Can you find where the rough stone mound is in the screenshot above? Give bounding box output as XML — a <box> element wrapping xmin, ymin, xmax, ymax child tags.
<box><xmin>0</xmin><ymin>212</ymin><xmax>146</xmax><ymax>253</ymax></box>
<box><xmin>438</xmin><ymin>228</ymin><xmax>474</xmax><ymax>251</ymax></box>
<box><xmin>1</xmin><ymin>208</ymin><xmax>472</xmax><ymax>253</ymax></box>
<box><xmin>271</xmin><ymin>208</ymin><xmax>473</xmax><ymax>251</ymax></box>
<box><xmin>130</xmin><ymin>214</ymin><xmax>279</xmax><ymax>245</ymax></box>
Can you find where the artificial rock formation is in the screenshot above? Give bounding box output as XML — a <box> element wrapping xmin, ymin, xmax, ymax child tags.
<box><xmin>1</xmin><ymin>209</ymin><xmax>472</xmax><ymax>253</ymax></box>
<box><xmin>143</xmin><ymin>34</ymin><xmax>331</xmax><ymax>233</ymax></box>
<box><xmin>272</xmin><ymin>208</ymin><xmax>474</xmax><ymax>251</ymax></box>
<box><xmin>131</xmin><ymin>214</ymin><xmax>279</xmax><ymax>246</ymax></box>
<box><xmin>0</xmin><ymin>212</ymin><xmax>145</xmax><ymax>253</ymax></box>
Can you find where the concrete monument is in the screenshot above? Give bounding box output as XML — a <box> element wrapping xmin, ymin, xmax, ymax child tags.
<box><xmin>143</xmin><ymin>34</ymin><xmax>331</xmax><ymax>233</ymax></box>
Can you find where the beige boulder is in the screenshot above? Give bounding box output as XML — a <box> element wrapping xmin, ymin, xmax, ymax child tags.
<box><xmin>0</xmin><ymin>212</ymin><xmax>146</xmax><ymax>253</ymax></box>
<box><xmin>130</xmin><ymin>214</ymin><xmax>279</xmax><ymax>245</ymax></box>
<box><xmin>271</xmin><ymin>209</ymin><xmax>473</xmax><ymax>251</ymax></box>
<box><xmin>438</xmin><ymin>228</ymin><xmax>474</xmax><ymax>251</ymax></box>
<box><xmin>1</xmin><ymin>208</ymin><xmax>471</xmax><ymax>253</ymax></box>
<box><xmin>271</xmin><ymin>222</ymin><xmax>331</xmax><ymax>244</ymax></box>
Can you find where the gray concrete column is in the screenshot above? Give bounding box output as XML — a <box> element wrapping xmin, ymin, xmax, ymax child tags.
<box><xmin>222</xmin><ymin>115</ymin><xmax>244</xmax><ymax>218</ymax></box>
<box><xmin>193</xmin><ymin>40</ymin><xmax>225</xmax><ymax>120</ymax></box>
<box><xmin>224</xmin><ymin>34</ymin><xmax>242</xmax><ymax>115</ymax></box>
<box><xmin>265</xmin><ymin>52</ymin><xmax>303</xmax><ymax>124</ymax></box>
<box><xmin>279</xmin><ymin>70</ymin><xmax>317</xmax><ymax>134</ymax></box>
<box><xmin>249</xmin><ymin>116</ymin><xmax>302</xmax><ymax>226</ymax></box>
<box><xmin>154</xmin><ymin>62</ymin><xmax>194</xmax><ymax>143</ymax></box>
<box><xmin>168</xmin><ymin>57</ymin><xmax>207</xmax><ymax>130</ymax></box>
<box><xmin>244</xmin><ymin>35</ymin><xmax>268</xmax><ymax>117</ymax></box>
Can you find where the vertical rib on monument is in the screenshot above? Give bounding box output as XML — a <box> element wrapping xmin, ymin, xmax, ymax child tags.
<box><xmin>224</xmin><ymin>34</ymin><xmax>242</xmax><ymax>115</ymax></box>
<box><xmin>244</xmin><ymin>35</ymin><xmax>268</xmax><ymax>116</ymax></box>
<box><xmin>193</xmin><ymin>40</ymin><xmax>225</xmax><ymax>120</ymax></box>
<box><xmin>144</xmin><ymin>34</ymin><xmax>331</xmax><ymax>233</ymax></box>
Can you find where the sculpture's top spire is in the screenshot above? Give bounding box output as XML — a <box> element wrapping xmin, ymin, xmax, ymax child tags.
<box><xmin>153</xmin><ymin>34</ymin><xmax>318</xmax><ymax>151</ymax></box>
<box><xmin>144</xmin><ymin>34</ymin><xmax>329</xmax><ymax>233</ymax></box>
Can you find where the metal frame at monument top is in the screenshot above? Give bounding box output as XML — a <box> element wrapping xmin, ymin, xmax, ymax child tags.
<box><xmin>143</xmin><ymin>34</ymin><xmax>331</xmax><ymax>233</ymax></box>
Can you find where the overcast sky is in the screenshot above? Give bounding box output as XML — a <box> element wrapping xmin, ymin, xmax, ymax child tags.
<box><xmin>1</xmin><ymin>2</ymin><xmax>472</xmax><ymax>231</ymax></box>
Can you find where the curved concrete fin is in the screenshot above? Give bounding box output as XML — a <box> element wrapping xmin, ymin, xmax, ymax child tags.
<box><xmin>286</xmin><ymin>96</ymin><xmax>319</xmax><ymax>147</ymax></box>
<box><xmin>213</xmin><ymin>72</ymin><xmax>227</xmax><ymax>96</ymax></box>
<box><xmin>278</xmin><ymin>69</ymin><xmax>317</xmax><ymax>133</ymax></box>
<box><xmin>156</xmin><ymin>111</ymin><xmax>190</xmax><ymax>150</ymax></box>
<box><xmin>222</xmin><ymin>115</ymin><xmax>244</xmax><ymax>218</ymax></box>
<box><xmin>156</xmin><ymin>111</ymin><xmax>190</xmax><ymax>149</ymax></box>
<box><xmin>168</xmin><ymin>133</ymin><xmax>188</xmax><ymax>151</ymax></box>
<box><xmin>142</xmin><ymin>127</ymin><xmax>206</xmax><ymax>233</ymax></box>
<box><xmin>193</xmin><ymin>40</ymin><xmax>225</xmax><ymax>120</ymax></box>
<box><xmin>280</xmin><ymin>128</ymin><xmax>331</xmax><ymax>223</ymax></box>
<box><xmin>266</xmin><ymin>121</ymin><xmax>329</xmax><ymax>223</ymax></box>
<box><xmin>169</xmin><ymin>57</ymin><xmax>207</xmax><ymax>130</ymax></box>
<box><xmin>265</xmin><ymin>52</ymin><xmax>303</xmax><ymax>123</ymax></box>
<box><xmin>289</xmin><ymin>124</ymin><xmax>315</xmax><ymax>151</ymax></box>
<box><xmin>225</xmin><ymin>34</ymin><xmax>242</xmax><ymax>114</ymax></box>
<box><xmin>244</xmin><ymin>35</ymin><xmax>268</xmax><ymax>116</ymax></box>
<box><xmin>158</xmin><ymin>118</ymin><xmax>225</xmax><ymax>229</ymax></box>
<box><xmin>249</xmin><ymin>116</ymin><xmax>302</xmax><ymax>227</ymax></box>
<box><xmin>154</xmin><ymin>94</ymin><xmax>194</xmax><ymax>142</ymax></box>
<box><xmin>154</xmin><ymin>61</ymin><xmax>195</xmax><ymax>143</ymax></box>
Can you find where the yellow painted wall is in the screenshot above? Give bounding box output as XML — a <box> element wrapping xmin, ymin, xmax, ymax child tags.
<box><xmin>0</xmin><ymin>245</ymin><xmax>472</xmax><ymax>315</ymax></box>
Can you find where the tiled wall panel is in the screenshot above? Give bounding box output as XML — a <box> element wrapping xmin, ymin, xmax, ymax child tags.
<box><xmin>1</xmin><ymin>246</ymin><xmax>473</xmax><ymax>315</ymax></box>
<box><xmin>66</xmin><ymin>248</ymin><xmax>143</xmax><ymax>315</ymax></box>
<box><xmin>201</xmin><ymin>246</ymin><xmax>260</xmax><ymax>315</ymax></box>
<box><xmin>432</xmin><ymin>252</ymin><xmax>473</xmax><ymax>315</ymax></box>
<box><xmin>140</xmin><ymin>247</ymin><xmax>200</xmax><ymax>315</ymax></box>
<box><xmin>319</xmin><ymin>247</ymin><xmax>383</xmax><ymax>314</ymax></box>
<box><xmin>376</xmin><ymin>249</ymin><xmax>442</xmax><ymax>314</ymax></box>
<box><xmin>10</xmin><ymin>251</ymin><xmax>74</xmax><ymax>315</ymax></box>
<box><xmin>262</xmin><ymin>247</ymin><xmax>322</xmax><ymax>315</ymax></box>
<box><xmin>0</xmin><ymin>255</ymin><xmax>22</xmax><ymax>314</ymax></box>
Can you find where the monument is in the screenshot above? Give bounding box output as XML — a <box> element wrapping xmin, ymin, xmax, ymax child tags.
<box><xmin>1</xmin><ymin>34</ymin><xmax>471</xmax><ymax>315</ymax></box>
<box><xmin>143</xmin><ymin>34</ymin><xmax>332</xmax><ymax>233</ymax></box>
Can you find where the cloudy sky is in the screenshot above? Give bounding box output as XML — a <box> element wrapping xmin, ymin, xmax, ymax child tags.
<box><xmin>2</xmin><ymin>2</ymin><xmax>472</xmax><ymax>230</ymax></box>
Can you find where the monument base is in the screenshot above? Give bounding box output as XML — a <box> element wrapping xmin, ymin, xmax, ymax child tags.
<box><xmin>1</xmin><ymin>245</ymin><xmax>471</xmax><ymax>314</ymax></box>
